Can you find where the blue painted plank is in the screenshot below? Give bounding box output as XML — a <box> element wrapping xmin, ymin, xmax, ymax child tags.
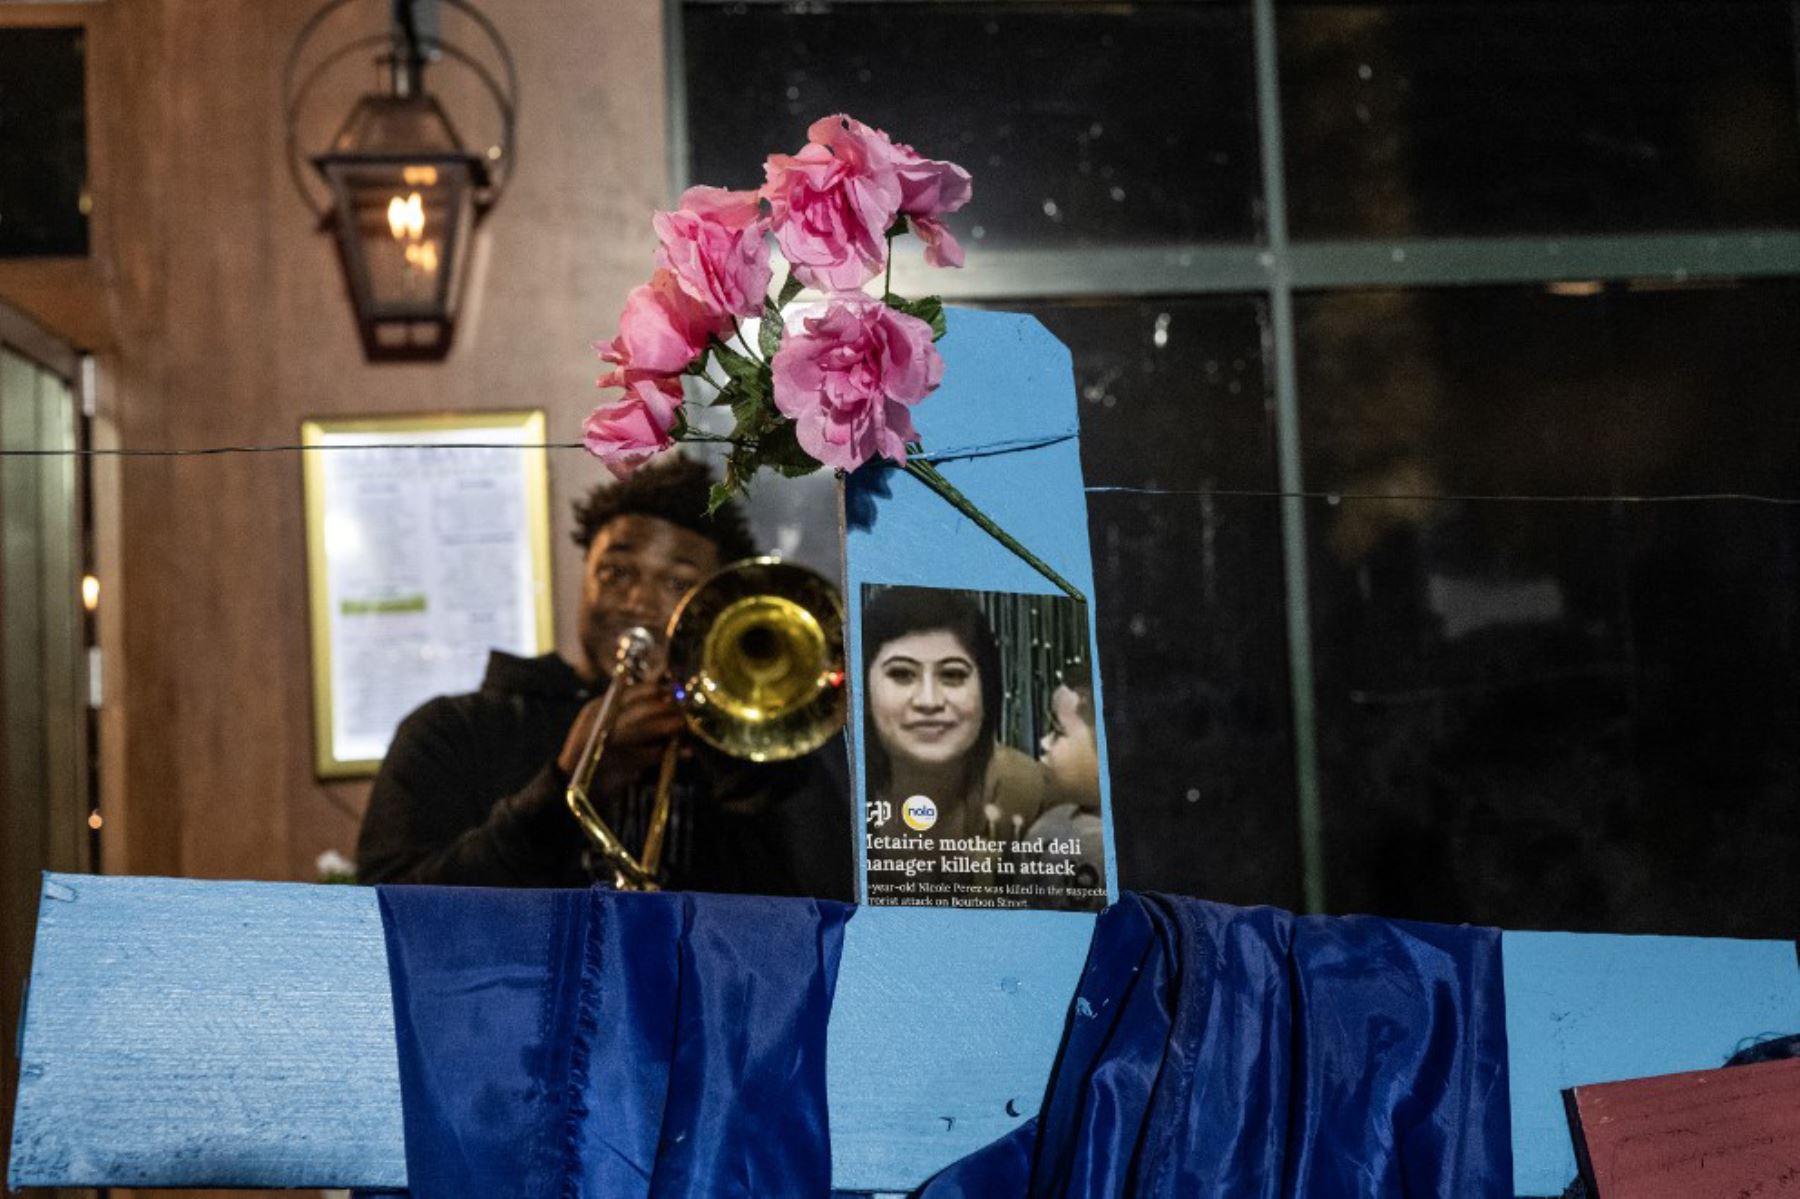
<box><xmin>13</xmin><ymin>875</ymin><xmax>1800</xmax><ymax>1194</ymax></box>
<box><xmin>828</xmin><ymin>309</ymin><xmax>1110</xmax><ymax>1185</ymax></box>
<box><xmin>826</xmin><ymin>905</ymin><xmax>1092</xmax><ymax>1190</ymax></box>
<box><xmin>1502</xmin><ymin>929</ymin><xmax>1800</xmax><ymax>1197</ymax></box>
<box><xmin>7</xmin><ymin>873</ymin><xmax>408</xmax><ymax>1190</ymax></box>
<box><xmin>845</xmin><ymin>307</ymin><xmax>1120</xmax><ymax>902</ymax></box>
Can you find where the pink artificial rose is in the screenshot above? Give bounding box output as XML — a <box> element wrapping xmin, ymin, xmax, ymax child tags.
<box><xmin>813</xmin><ymin>116</ymin><xmax>971</xmax><ymax>267</ymax></box>
<box><xmin>892</xmin><ymin>139</ymin><xmax>972</xmax><ymax>268</ymax></box>
<box><xmin>771</xmin><ymin>297</ymin><xmax>943</xmax><ymax>471</ymax></box>
<box><xmin>653</xmin><ymin>186</ymin><xmax>773</xmax><ymax>319</ymax></box>
<box><xmin>763</xmin><ymin>117</ymin><xmax>903</xmax><ymax>292</ymax></box>
<box><xmin>595</xmin><ymin>269</ymin><xmax>724</xmax><ymax>386</ymax></box>
<box><xmin>583</xmin><ymin>377</ymin><xmax>684</xmax><ymax>479</ymax></box>
<box><xmin>764</xmin><ymin>116</ymin><xmax>973</xmax><ymax>289</ymax></box>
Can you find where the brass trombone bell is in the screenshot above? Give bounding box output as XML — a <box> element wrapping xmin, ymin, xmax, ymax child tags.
<box><xmin>667</xmin><ymin>557</ymin><xmax>847</xmax><ymax>762</ymax></box>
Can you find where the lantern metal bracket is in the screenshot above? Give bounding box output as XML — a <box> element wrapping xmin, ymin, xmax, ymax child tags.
<box><xmin>281</xmin><ymin>0</ymin><xmax>518</xmax><ymax>228</ymax></box>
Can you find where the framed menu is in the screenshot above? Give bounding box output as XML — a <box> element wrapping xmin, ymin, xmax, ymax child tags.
<box><xmin>301</xmin><ymin>411</ymin><xmax>554</xmax><ymax>777</ymax></box>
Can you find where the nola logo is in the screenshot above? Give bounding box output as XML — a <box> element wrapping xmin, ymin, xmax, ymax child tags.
<box><xmin>902</xmin><ymin>794</ymin><xmax>939</xmax><ymax>832</ymax></box>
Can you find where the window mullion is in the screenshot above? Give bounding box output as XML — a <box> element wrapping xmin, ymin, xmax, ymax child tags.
<box><xmin>1254</xmin><ymin>0</ymin><xmax>1328</xmax><ymax>916</ymax></box>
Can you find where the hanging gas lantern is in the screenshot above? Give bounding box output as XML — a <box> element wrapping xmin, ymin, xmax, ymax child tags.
<box><xmin>285</xmin><ymin>0</ymin><xmax>515</xmax><ymax>359</ymax></box>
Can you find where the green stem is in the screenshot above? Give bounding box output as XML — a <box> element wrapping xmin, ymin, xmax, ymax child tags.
<box><xmin>729</xmin><ymin>317</ymin><xmax>759</xmax><ymax>362</ymax></box>
<box><xmin>883</xmin><ymin>233</ymin><xmax>894</xmax><ymax>298</ymax></box>
<box><xmin>902</xmin><ymin>459</ymin><xmax>1086</xmax><ymax>603</ymax></box>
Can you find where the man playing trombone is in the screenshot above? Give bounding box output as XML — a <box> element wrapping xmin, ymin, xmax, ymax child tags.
<box><xmin>356</xmin><ymin>455</ymin><xmax>853</xmax><ymax>899</ymax></box>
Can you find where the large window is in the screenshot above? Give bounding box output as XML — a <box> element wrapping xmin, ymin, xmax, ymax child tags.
<box><xmin>678</xmin><ymin>0</ymin><xmax>1800</xmax><ymax>935</ymax></box>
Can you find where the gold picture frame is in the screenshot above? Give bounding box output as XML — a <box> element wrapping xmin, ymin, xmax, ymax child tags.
<box><xmin>301</xmin><ymin>410</ymin><xmax>555</xmax><ymax>778</ymax></box>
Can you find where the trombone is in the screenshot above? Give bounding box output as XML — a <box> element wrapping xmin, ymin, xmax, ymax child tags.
<box><xmin>564</xmin><ymin>557</ymin><xmax>846</xmax><ymax>890</ymax></box>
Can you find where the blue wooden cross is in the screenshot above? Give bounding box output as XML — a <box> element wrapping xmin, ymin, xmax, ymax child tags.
<box><xmin>10</xmin><ymin>313</ymin><xmax>1800</xmax><ymax>1194</ymax></box>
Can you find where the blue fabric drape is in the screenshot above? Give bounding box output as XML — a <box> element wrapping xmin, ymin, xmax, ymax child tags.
<box><xmin>376</xmin><ymin>886</ymin><xmax>851</xmax><ymax>1199</ymax></box>
<box><xmin>920</xmin><ymin>893</ymin><xmax>1512</xmax><ymax>1198</ymax></box>
<box><xmin>375</xmin><ymin>889</ymin><xmax>1507</xmax><ymax>1197</ymax></box>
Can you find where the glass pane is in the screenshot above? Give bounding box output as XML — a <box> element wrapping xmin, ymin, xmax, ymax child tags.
<box><xmin>1004</xmin><ymin>297</ymin><xmax>1301</xmax><ymax>908</ymax></box>
<box><xmin>1280</xmin><ymin>3</ymin><xmax>1800</xmax><ymax>238</ymax></box>
<box><xmin>1298</xmin><ymin>280</ymin><xmax>1800</xmax><ymax>937</ymax></box>
<box><xmin>340</xmin><ymin>166</ymin><xmax>465</xmax><ymax>314</ymax></box>
<box><xmin>683</xmin><ymin>2</ymin><xmax>1263</xmax><ymax>249</ymax></box>
<box><xmin>0</xmin><ymin>27</ymin><xmax>88</xmax><ymax>257</ymax></box>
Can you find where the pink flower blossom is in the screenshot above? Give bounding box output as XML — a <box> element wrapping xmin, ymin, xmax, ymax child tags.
<box><xmin>583</xmin><ymin>377</ymin><xmax>684</xmax><ymax>479</ymax></box>
<box><xmin>762</xmin><ymin>116</ymin><xmax>972</xmax><ymax>290</ymax></box>
<box><xmin>594</xmin><ymin>269</ymin><xmax>725</xmax><ymax>387</ymax></box>
<box><xmin>892</xmin><ymin>139</ymin><xmax>972</xmax><ymax>268</ymax></box>
<box><xmin>653</xmin><ymin>186</ymin><xmax>773</xmax><ymax>319</ymax></box>
<box><xmin>763</xmin><ymin>118</ymin><xmax>903</xmax><ymax>292</ymax></box>
<box><xmin>771</xmin><ymin>297</ymin><xmax>943</xmax><ymax>471</ymax></box>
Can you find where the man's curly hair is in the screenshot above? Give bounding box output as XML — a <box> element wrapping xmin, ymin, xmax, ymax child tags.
<box><xmin>570</xmin><ymin>455</ymin><xmax>759</xmax><ymax>563</ymax></box>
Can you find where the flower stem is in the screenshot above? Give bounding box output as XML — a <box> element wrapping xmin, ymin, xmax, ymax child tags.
<box><xmin>883</xmin><ymin>233</ymin><xmax>894</xmax><ymax>298</ymax></box>
<box><xmin>901</xmin><ymin>459</ymin><xmax>1086</xmax><ymax>603</ymax></box>
<box><xmin>730</xmin><ymin>317</ymin><xmax>759</xmax><ymax>362</ymax></box>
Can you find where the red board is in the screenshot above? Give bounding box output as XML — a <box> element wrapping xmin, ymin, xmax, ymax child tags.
<box><xmin>1565</xmin><ymin>1055</ymin><xmax>1800</xmax><ymax>1198</ymax></box>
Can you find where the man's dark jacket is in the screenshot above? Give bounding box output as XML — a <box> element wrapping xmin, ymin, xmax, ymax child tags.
<box><xmin>356</xmin><ymin>651</ymin><xmax>853</xmax><ymax>900</ymax></box>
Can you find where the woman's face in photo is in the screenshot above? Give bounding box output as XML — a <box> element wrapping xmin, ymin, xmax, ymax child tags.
<box><xmin>869</xmin><ymin>630</ymin><xmax>984</xmax><ymax>771</ymax></box>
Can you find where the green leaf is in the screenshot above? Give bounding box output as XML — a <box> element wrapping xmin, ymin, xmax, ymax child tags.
<box><xmin>730</xmin><ymin>390</ymin><xmax>773</xmax><ymax>437</ymax></box>
<box><xmin>712</xmin><ymin>340</ymin><xmax>759</xmax><ymax>382</ymax></box>
<box><xmin>884</xmin><ymin>294</ymin><xmax>947</xmax><ymax>340</ymax></box>
<box><xmin>776</xmin><ymin>271</ymin><xmax>804</xmax><ymax>309</ymax></box>
<box><xmin>709</xmin><ymin>447</ymin><xmax>758</xmax><ymax>513</ymax></box>
<box><xmin>709</xmin><ymin>379</ymin><xmax>743</xmax><ymax>409</ymax></box>
<box><xmin>758</xmin><ymin>420</ymin><xmax>822</xmax><ymax>478</ymax></box>
<box><xmin>917</xmin><ymin>298</ymin><xmax>947</xmax><ymax>340</ymax></box>
<box><xmin>706</xmin><ymin>335</ymin><xmax>734</xmax><ymax>363</ymax></box>
<box><xmin>713</xmin><ymin>341</ymin><xmax>769</xmax><ymax>403</ymax></box>
<box><xmin>736</xmin><ymin>443</ymin><xmax>768</xmax><ymax>491</ymax></box>
<box><xmin>759</xmin><ymin>299</ymin><xmax>784</xmax><ymax>359</ymax></box>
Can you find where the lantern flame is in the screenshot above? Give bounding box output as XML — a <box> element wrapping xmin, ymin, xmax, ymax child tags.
<box><xmin>387</xmin><ymin>192</ymin><xmax>426</xmax><ymax>241</ymax></box>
